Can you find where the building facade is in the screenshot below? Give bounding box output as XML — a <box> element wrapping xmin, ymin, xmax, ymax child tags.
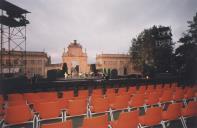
<box><xmin>96</xmin><ymin>54</ymin><xmax>139</xmax><ymax>75</ymax></box>
<box><xmin>62</xmin><ymin>40</ymin><xmax>89</xmax><ymax>74</ymax></box>
<box><xmin>1</xmin><ymin>50</ymin><xmax>49</xmax><ymax>78</ymax></box>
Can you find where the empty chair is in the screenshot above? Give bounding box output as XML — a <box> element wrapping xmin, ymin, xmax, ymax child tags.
<box><xmin>41</xmin><ymin>120</ymin><xmax>72</xmax><ymax>128</ymax></box>
<box><xmin>24</xmin><ymin>93</ymin><xmax>42</xmax><ymax>104</ymax></box>
<box><xmin>145</xmin><ymin>92</ymin><xmax>159</xmax><ymax>105</ymax></box>
<box><xmin>38</xmin><ymin>92</ymin><xmax>58</xmax><ymax>102</ymax></box>
<box><xmin>162</xmin><ymin>103</ymin><xmax>182</xmax><ymax>121</ymax></box>
<box><xmin>137</xmin><ymin>85</ymin><xmax>146</xmax><ymax>94</ymax></box>
<box><xmin>8</xmin><ymin>93</ymin><xmax>24</xmax><ymax>101</ymax></box>
<box><xmin>105</xmin><ymin>93</ymin><xmax>116</xmax><ymax>105</ymax></box>
<box><xmin>129</xmin><ymin>94</ymin><xmax>145</xmax><ymax>108</ymax></box>
<box><xmin>81</xmin><ymin>114</ymin><xmax>108</xmax><ymax>128</ymax></box>
<box><xmin>184</xmin><ymin>88</ymin><xmax>195</xmax><ymax>99</ymax></box>
<box><xmin>4</xmin><ymin>105</ymin><xmax>34</xmax><ymax>126</ymax></box>
<box><xmin>155</xmin><ymin>89</ymin><xmax>163</xmax><ymax>97</ymax></box>
<box><xmin>146</xmin><ymin>85</ymin><xmax>154</xmax><ymax>94</ymax></box>
<box><xmin>155</xmin><ymin>84</ymin><xmax>163</xmax><ymax>90</ymax></box>
<box><xmin>110</xmin><ymin>110</ymin><xmax>139</xmax><ymax>128</ymax></box>
<box><xmin>128</xmin><ymin>86</ymin><xmax>137</xmax><ymax>95</ymax></box>
<box><xmin>7</xmin><ymin>99</ymin><xmax>27</xmax><ymax>106</ymax></box>
<box><xmin>35</xmin><ymin>101</ymin><xmax>62</xmax><ymax>120</ymax></box>
<box><xmin>173</xmin><ymin>88</ymin><xmax>184</xmax><ymax>101</ymax></box>
<box><xmin>171</xmin><ymin>83</ymin><xmax>178</xmax><ymax>91</ymax></box>
<box><xmin>67</xmin><ymin>99</ymin><xmax>87</xmax><ymax>116</ymax></box>
<box><xmin>163</xmin><ymin>83</ymin><xmax>170</xmax><ymax>90</ymax></box>
<box><xmin>159</xmin><ymin>90</ymin><xmax>173</xmax><ymax>103</ymax></box>
<box><xmin>62</xmin><ymin>90</ymin><xmax>74</xmax><ymax>100</ymax></box>
<box><xmin>105</xmin><ymin>88</ymin><xmax>116</xmax><ymax>96</ymax></box>
<box><xmin>110</xmin><ymin>95</ymin><xmax>130</xmax><ymax>110</ymax></box>
<box><xmin>117</xmin><ymin>87</ymin><xmax>128</xmax><ymax>95</ymax></box>
<box><xmin>57</xmin><ymin>98</ymin><xmax>69</xmax><ymax>110</ymax></box>
<box><xmin>77</xmin><ymin>90</ymin><xmax>89</xmax><ymax>99</ymax></box>
<box><xmin>92</xmin><ymin>89</ymin><xmax>103</xmax><ymax>97</ymax></box>
<box><xmin>90</xmin><ymin>97</ymin><xmax>110</xmax><ymax>113</ymax></box>
<box><xmin>139</xmin><ymin>107</ymin><xmax>163</xmax><ymax>127</ymax></box>
<box><xmin>181</xmin><ymin>101</ymin><xmax>197</xmax><ymax>117</ymax></box>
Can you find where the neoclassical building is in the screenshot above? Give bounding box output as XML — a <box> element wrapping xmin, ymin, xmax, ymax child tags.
<box><xmin>62</xmin><ymin>40</ymin><xmax>89</xmax><ymax>74</ymax></box>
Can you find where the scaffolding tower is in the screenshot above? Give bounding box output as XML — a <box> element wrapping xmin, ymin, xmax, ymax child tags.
<box><xmin>0</xmin><ymin>0</ymin><xmax>30</xmax><ymax>77</ymax></box>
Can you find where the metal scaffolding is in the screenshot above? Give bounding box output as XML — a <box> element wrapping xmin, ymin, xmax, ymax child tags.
<box><xmin>0</xmin><ymin>0</ymin><xmax>30</xmax><ymax>77</ymax></box>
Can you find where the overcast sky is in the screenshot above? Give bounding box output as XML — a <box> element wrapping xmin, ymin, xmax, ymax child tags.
<box><xmin>9</xmin><ymin>0</ymin><xmax>197</xmax><ymax>63</ymax></box>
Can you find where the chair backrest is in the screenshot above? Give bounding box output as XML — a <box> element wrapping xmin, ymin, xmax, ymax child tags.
<box><xmin>67</xmin><ymin>99</ymin><xmax>87</xmax><ymax>116</ymax></box>
<box><xmin>8</xmin><ymin>93</ymin><xmax>24</xmax><ymax>101</ymax></box>
<box><xmin>184</xmin><ymin>88</ymin><xmax>195</xmax><ymax>99</ymax></box>
<box><xmin>111</xmin><ymin>95</ymin><xmax>130</xmax><ymax>109</ymax></box>
<box><xmin>173</xmin><ymin>88</ymin><xmax>184</xmax><ymax>101</ymax></box>
<box><xmin>5</xmin><ymin>105</ymin><xmax>33</xmax><ymax>124</ymax></box>
<box><xmin>159</xmin><ymin>90</ymin><xmax>173</xmax><ymax>102</ymax></box>
<box><xmin>146</xmin><ymin>93</ymin><xmax>159</xmax><ymax>105</ymax></box>
<box><xmin>24</xmin><ymin>93</ymin><xmax>42</xmax><ymax>104</ymax></box>
<box><xmin>92</xmin><ymin>89</ymin><xmax>103</xmax><ymax>97</ymax></box>
<box><xmin>182</xmin><ymin>101</ymin><xmax>197</xmax><ymax>117</ymax></box>
<box><xmin>8</xmin><ymin>99</ymin><xmax>27</xmax><ymax>106</ymax></box>
<box><xmin>38</xmin><ymin>92</ymin><xmax>58</xmax><ymax>102</ymax></box>
<box><xmin>105</xmin><ymin>88</ymin><xmax>116</xmax><ymax>95</ymax></box>
<box><xmin>145</xmin><ymin>107</ymin><xmax>162</xmax><ymax>125</ymax></box>
<box><xmin>116</xmin><ymin>110</ymin><xmax>139</xmax><ymax>128</ymax></box>
<box><xmin>163</xmin><ymin>83</ymin><xmax>170</xmax><ymax>90</ymax></box>
<box><xmin>137</xmin><ymin>85</ymin><xmax>146</xmax><ymax>94</ymax></box>
<box><xmin>128</xmin><ymin>86</ymin><xmax>137</xmax><ymax>95</ymax></box>
<box><xmin>41</xmin><ymin>120</ymin><xmax>72</xmax><ymax>128</ymax></box>
<box><xmin>81</xmin><ymin>114</ymin><xmax>108</xmax><ymax>128</ymax></box>
<box><xmin>155</xmin><ymin>84</ymin><xmax>163</xmax><ymax>90</ymax></box>
<box><xmin>35</xmin><ymin>101</ymin><xmax>61</xmax><ymax>119</ymax></box>
<box><xmin>63</xmin><ymin>91</ymin><xmax>74</xmax><ymax>99</ymax></box>
<box><xmin>117</xmin><ymin>87</ymin><xmax>127</xmax><ymax>95</ymax></box>
<box><xmin>146</xmin><ymin>85</ymin><xmax>154</xmax><ymax>93</ymax></box>
<box><xmin>57</xmin><ymin>98</ymin><xmax>69</xmax><ymax>110</ymax></box>
<box><xmin>91</xmin><ymin>98</ymin><xmax>110</xmax><ymax>113</ymax></box>
<box><xmin>129</xmin><ymin>94</ymin><xmax>145</xmax><ymax>107</ymax></box>
<box><xmin>78</xmin><ymin>90</ymin><xmax>89</xmax><ymax>98</ymax></box>
<box><xmin>165</xmin><ymin>103</ymin><xmax>182</xmax><ymax>119</ymax></box>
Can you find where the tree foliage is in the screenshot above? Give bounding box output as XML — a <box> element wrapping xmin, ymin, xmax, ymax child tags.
<box><xmin>175</xmin><ymin>12</ymin><xmax>197</xmax><ymax>82</ymax></box>
<box><xmin>130</xmin><ymin>25</ymin><xmax>174</xmax><ymax>77</ymax></box>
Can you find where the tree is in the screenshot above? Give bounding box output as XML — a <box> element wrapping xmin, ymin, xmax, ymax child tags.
<box><xmin>175</xmin><ymin>12</ymin><xmax>197</xmax><ymax>82</ymax></box>
<box><xmin>130</xmin><ymin>25</ymin><xmax>174</xmax><ymax>77</ymax></box>
<box><xmin>62</xmin><ymin>63</ymin><xmax>68</xmax><ymax>74</ymax></box>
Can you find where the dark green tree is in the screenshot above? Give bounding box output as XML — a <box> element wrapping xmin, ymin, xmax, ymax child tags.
<box><xmin>130</xmin><ymin>25</ymin><xmax>174</xmax><ymax>77</ymax></box>
<box><xmin>175</xmin><ymin>12</ymin><xmax>197</xmax><ymax>82</ymax></box>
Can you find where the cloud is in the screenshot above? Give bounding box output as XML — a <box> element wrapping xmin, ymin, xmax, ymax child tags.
<box><xmin>8</xmin><ymin>0</ymin><xmax>197</xmax><ymax>63</ymax></box>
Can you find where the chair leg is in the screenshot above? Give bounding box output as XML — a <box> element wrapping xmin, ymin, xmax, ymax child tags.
<box><xmin>109</xmin><ymin>108</ymin><xmax>114</xmax><ymax>121</ymax></box>
<box><xmin>180</xmin><ymin>117</ymin><xmax>188</xmax><ymax>128</ymax></box>
<box><xmin>161</xmin><ymin>121</ymin><xmax>167</xmax><ymax>128</ymax></box>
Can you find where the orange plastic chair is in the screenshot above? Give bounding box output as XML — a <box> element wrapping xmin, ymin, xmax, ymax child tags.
<box><xmin>128</xmin><ymin>86</ymin><xmax>137</xmax><ymax>95</ymax></box>
<box><xmin>35</xmin><ymin>101</ymin><xmax>61</xmax><ymax>119</ymax></box>
<box><xmin>162</xmin><ymin>103</ymin><xmax>182</xmax><ymax>121</ymax></box>
<box><xmin>77</xmin><ymin>90</ymin><xmax>89</xmax><ymax>99</ymax></box>
<box><xmin>92</xmin><ymin>89</ymin><xmax>103</xmax><ymax>97</ymax></box>
<box><xmin>181</xmin><ymin>101</ymin><xmax>197</xmax><ymax>117</ymax></box>
<box><xmin>184</xmin><ymin>88</ymin><xmax>195</xmax><ymax>99</ymax></box>
<box><xmin>117</xmin><ymin>87</ymin><xmax>128</xmax><ymax>95</ymax></box>
<box><xmin>129</xmin><ymin>94</ymin><xmax>145</xmax><ymax>108</ymax></box>
<box><xmin>110</xmin><ymin>110</ymin><xmax>139</xmax><ymax>128</ymax></box>
<box><xmin>173</xmin><ymin>88</ymin><xmax>184</xmax><ymax>101</ymax></box>
<box><xmin>7</xmin><ymin>99</ymin><xmax>27</xmax><ymax>106</ymax></box>
<box><xmin>105</xmin><ymin>93</ymin><xmax>116</xmax><ymax>105</ymax></box>
<box><xmin>155</xmin><ymin>84</ymin><xmax>163</xmax><ymax>90</ymax></box>
<box><xmin>81</xmin><ymin>114</ymin><xmax>108</xmax><ymax>128</ymax></box>
<box><xmin>110</xmin><ymin>95</ymin><xmax>130</xmax><ymax>110</ymax></box>
<box><xmin>137</xmin><ymin>85</ymin><xmax>146</xmax><ymax>94</ymax></box>
<box><xmin>139</xmin><ymin>107</ymin><xmax>162</xmax><ymax>127</ymax></box>
<box><xmin>146</xmin><ymin>85</ymin><xmax>154</xmax><ymax>94</ymax></box>
<box><xmin>145</xmin><ymin>93</ymin><xmax>159</xmax><ymax>105</ymax></box>
<box><xmin>163</xmin><ymin>83</ymin><xmax>170</xmax><ymax>90</ymax></box>
<box><xmin>41</xmin><ymin>120</ymin><xmax>72</xmax><ymax>128</ymax></box>
<box><xmin>105</xmin><ymin>88</ymin><xmax>116</xmax><ymax>96</ymax></box>
<box><xmin>8</xmin><ymin>93</ymin><xmax>24</xmax><ymax>101</ymax></box>
<box><xmin>155</xmin><ymin>89</ymin><xmax>163</xmax><ymax>97</ymax></box>
<box><xmin>4</xmin><ymin>105</ymin><xmax>33</xmax><ymax>125</ymax></box>
<box><xmin>63</xmin><ymin>90</ymin><xmax>74</xmax><ymax>99</ymax></box>
<box><xmin>171</xmin><ymin>83</ymin><xmax>178</xmax><ymax>91</ymax></box>
<box><xmin>24</xmin><ymin>93</ymin><xmax>42</xmax><ymax>104</ymax></box>
<box><xmin>57</xmin><ymin>98</ymin><xmax>69</xmax><ymax>110</ymax></box>
<box><xmin>67</xmin><ymin>99</ymin><xmax>87</xmax><ymax>116</ymax></box>
<box><xmin>38</xmin><ymin>92</ymin><xmax>58</xmax><ymax>102</ymax></box>
<box><xmin>90</xmin><ymin>97</ymin><xmax>110</xmax><ymax>113</ymax></box>
<box><xmin>159</xmin><ymin>90</ymin><xmax>173</xmax><ymax>103</ymax></box>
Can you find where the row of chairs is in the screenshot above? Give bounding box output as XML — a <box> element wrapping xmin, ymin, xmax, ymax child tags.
<box><xmin>0</xmin><ymin>83</ymin><xmax>196</xmax><ymax>128</ymax></box>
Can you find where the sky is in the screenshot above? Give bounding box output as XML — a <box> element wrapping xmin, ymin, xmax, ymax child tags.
<box><xmin>9</xmin><ymin>0</ymin><xmax>197</xmax><ymax>64</ymax></box>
